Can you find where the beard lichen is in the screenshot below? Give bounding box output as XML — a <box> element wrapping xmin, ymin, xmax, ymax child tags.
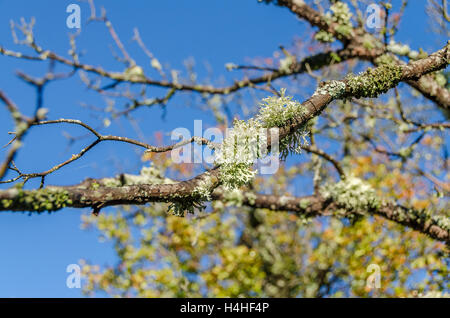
<box><xmin>171</xmin><ymin>89</ymin><xmax>308</xmax><ymax>212</ymax></box>
<box><xmin>214</xmin><ymin>89</ymin><xmax>310</xmax><ymax>189</ymax></box>
<box><xmin>215</xmin><ymin>118</ymin><xmax>265</xmax><ymax>190</ymax></box>
<box><xmin>168</xmin><ymin>171</ymin><xmax>218</xmax><ymax>217</ymax></box>
<box><xmin>256</xmin><ymin>88</ymin><xmax>309</xmax><ymax>159</ymax></box>
<box><xmin>257</xmin><ymin>88</ymin><xmax>306</xmax><ymax>128</ymax></box>
<box><xmin>218</xmin><ymin>162</ymin><xmax>257</xmax><ymax>190</ymax></box>
<box><xmin>168</xmin><ymin>200</ymin><xmax>205</xmax><ymax>217</ymax></box>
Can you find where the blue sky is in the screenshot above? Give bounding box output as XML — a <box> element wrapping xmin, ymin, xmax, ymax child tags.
<box><xmin>0</xmin><ymin>0</ymin><xmax>446</xmax><ymax>297</ymax></box>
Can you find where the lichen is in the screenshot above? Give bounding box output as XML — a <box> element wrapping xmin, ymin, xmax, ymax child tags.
<box><xmin>363</xmin><ymin>39</ymin><xmax>375</xmax><ymax>50</ymax></box>
<box><xmin>123</xmin><ymin>65</ymin><xmax>145</xmax><ymax>80</ymax></box>
<box><xmin>215</xmin><ymin>118</ymin><xmax>266</xmax><ymax>166</ymax></box>
<box><xmin>298</xmin><ymin>199</ymin><xmax>310</xmax><ymax>210</ymax></box>
<box><xmin>0</xmin><ymin>188</ymin><xmax>73</xmax><ymax>212</ymax></box>
<box><xmin>390</xmin><ymin>206</ymin><xmax>450</xmax><ymax>235</ymax></box>
<box><xmin>431</xmin><ymin>215</ymin><xmax>450</xmax><ymax>233</ymax></box>
<box><xmin>225</xmin><ymin>62</ymin><xmax>238</xmax><ymax>71</ymax></box>
<box><xmin>387</xmin><ymin>40</ymin><xmax>421</xmax><ymax>60</ymax></box>
<box><xmin>256</xmin><ymin>88</ymin><xmax>309</xmax><ymax>159</ymax></box>
<box><xmin>345</xmin><ymin>64</ymin><xmax>403</xmax><ymax>99</ymax></box>
<box><xmin>192</xmin><ymin>173</ymin><xmax>216</xmax><ymax>201</ymax></box>
<box><xmin>213</xmin><ymin>89</ymin><xmax>309</xmax><ymax>189</ymax></box>
<box><xmin>313</xmin><ymin>80</ymin><xmax>346</xmax><ymax>99</ymax></box>
<box><xmin>374</xmin><ymin>54</ymin><xmax>396</xmax><ymax>66</ymax></box>
<box><xmin>215</xmin><ymin>118</ymin><xmax>265</xmax><ymax>189</ymax></box>
<box><xmin>279</xmin><ymin>195</ymin><xmax>290</xmax><ymax>206</ymax></box>
<box><xmin>433</xmin><ymin>71</ymin><xmax>447</xmax><ymax>88</ymax></box>
<box><xmin>315</xmin><ymin>30</ymin><xmax>335</xmax><ymax>43</ymax></box>
<box><xmin>245</xmin><ymin>192</ymin><xmax>257</xmax><ymax>205</ymax></box>
<box><xmin>102</xmin><ymin>164</ymin><xmax>175</xmax><ymax>187</ymax></box>
<box><xmin>415</xmin><ymin>291</ymin><xmax>450</xmax><ymax>298</ymax></box>
<box><xmin>223</xmin><ymin>188</ymin><xmax>244</xmax><ymax>207</ymax></box>
<box><xmin>321</xmin><ymin>177</ymin><xmax>381</xmax><ymax>213</ymax></box>
<box><xmin>279</xmin><ymin>55</ymin><xmax>295</xmax><ymax>73</ymax></box>
<box><xmin>257</xmin><ymin>88</ymin><xmax>306</xmax><ymax>128</ymax></box>
<box><xmin>168</xmin><ymin>200</ymin><xmax>205</xmax><ymax>217</ymax></box>
<box><xmin>218</xmin><ymin>162</ymin><xmax>257</xmax><ymax>190</ymax></box>
<box><xmin>314</xmin><ymin>2</ymin><xmax>353</xmax><ymax>43</ymax></box>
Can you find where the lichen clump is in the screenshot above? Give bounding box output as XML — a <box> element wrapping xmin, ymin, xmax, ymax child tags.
<box><xmin>313</xmin><ymin>80</ymin><xmax>346</xmax><ymax>99</ymax></box>
<box><xmin>215</xmin><ymin>119</ymin><xmax>265</xmax><ymax>189</ymax></box>
<box><xmin>215</xmin><ymin>89</ymin><xmax>309</xmax><ymax>188</ymax></box>
<box><xmin>223</xmin><ymin>188</ymin><xmax>245</xmax><ymax>207</ymax></box>
<box><xmin>192</xmin><ymin>173</ymin><xmax>217</xmax><ymax>201</ymax></box>
<box><xmin>257</xmin><ymin>88</ymin><xmax>306</xmax><ymax>128</ymax></box>
<box><xmin>391</xmin><ymin>206</ymin><xmax>450</xmax><ymax>235</ymax></box>
<box><xmin>345</xmin><ymin>64</ymin><xmax>403</xmax><ymax>99</ymax></box>
<box><xmin>256</xmin><ymin>88</ymin><xmax>309</xmax><ymax>159</ymax></box>
<box><xmin>1</xmin><ymin>187</ymin><xmax>72</xmax><ymax>212</ymax></box>
<box><xmin>387</xmin><ymin>40</ymin><xmax>421</xmax><ymax>60</ymax></box>
<box><xmin>102</xmin><ymin>164</ymin><xmax>174</xmax><ymax>187</ymax></box>
<box><xmin>168</xmin><ymin>200</ymin><xmax>205</xmax><ymax>217</ymax></box>
<box><xmin>315</xmin><ymin>2</ymin><xmax>353</xmax><ymax>43</ymax></box>
<box><xmin>321</xmin><ymin>177</ymin><xmax>380</xmax><ymax>213</ymax></box>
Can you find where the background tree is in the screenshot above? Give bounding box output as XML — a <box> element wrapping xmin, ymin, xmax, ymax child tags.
<box><xmin>0</xmin><ymin>0</ymin><xmax>448</xmax><ymax>297</ymax></box>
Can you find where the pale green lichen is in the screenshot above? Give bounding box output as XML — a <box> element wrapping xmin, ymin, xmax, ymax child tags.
<box><xmin>279</xmin><ymin>195</ymin><xmax>290</xmax><ymax>206</ymax></box>
<box><xmin>218</xmin><ymin>162</ymin><xmax>257</xmax><ymax>190</ymax></box>
<box><xmin>215</xmin><ymin>118</ymin><xmax>264</xmax><ymax>189</ymax></box>
<box><xmin>315</xmin><ymin>2</ymin><xmax>353</xmax><ymax>43</ymax></box>
<box><xmin>90</xmin><ymin>182</ymin><xmax>100</xmax><ymax>190</ymax></box>
<box><xmin>331</xmin><ymin>2</ymin><xmax>353</xmax><ymax>35</ymax></box>
<box><xmin>313</xmin><ymin>80</ymin><xmax>346</xmax><ymax>99</ymax></box>
<box><xmin>345</xmin><ymin>64</ymin><xmax>403</xmax><ymax>99</ymax></box>
<box><xmin>215</xmin><ymin>118</ymin><xmax>266</xmax><ymax>167</ymax></box>
<box><xmin>374</xmin><ymin>54</ymin><xmax>396</xmax><ymax>66</ymax></box>
<box><xmin>223</xmin><ymin>188</ymin><xmax>245</xmax><ymax>207</ymax></box>
<box><xmin>192</xmin><ymin>172</ymin><xmax>216</xmax><ymax>201</ymax></box>
<box><xmin>390</xmin><ymin>206</ymin><xmax>450</xmax><ymax>235</ymax></box>
<box><xmin>321</xmin><ymin>177</ymin><xmax>381</xmax><ymax>213</ymax></box>
<box><xmin>257</xmin><ymin>88</ymin><xmax>306</xmax><ymax>127</ymax></box>
<box><xmin>245</xmin><ymin>192</ymin><xmax>257</xmax><ymax>205</ymax></box>
<box><xmin>123</xmin><ymin>65</ymin><xmax>145</xmax><ymax>80</ymax></box>
<box><xmin>387</xmin><ymin>40</ymin><xmax>422</xmax><ymax>60</ymax></box>
<box><xmin>279</xmin><ymin>55</ymin><xmax>295</xmax><ymax>73</ymax></box>
<box><xmin>168</xmin><ymin>200</ymin><xmax>205</xmax><ymax>217</ymax></box>
<box><xmin>225</xmin><ymin>62</ymin><xmax>238</xmax><ymax>71</ymax></box>
<box><xmin>431</xmin><ymin>215</ymin><xmax>450</xmax><ymax>233</ymax></box>
<box><xmin>298</xmin><ymin>198</ymin><xmax>310</xmax><ymax>210</ymax></box>
<box><xmin>363</xmin><ymin>39</ymin><xmax>375</xmax><ymax>50</ymax></box>
<box><xmin>315</xmin><ymin>30</ymin><xmax>335</xmax><ymax>43</ymax></box>
<box><xmin>168</xmin><ymin>172</ymin><xmax>219</xmax><ymax>216</ymax></box>
<box><xmin>102</xmin><ymin>164</ymin><xmax>175</xmax><ymax>187</ymax></box>
<box><xmin>215</xmin><ymin>89</ymin><xmax>309</xmax><ymax>189</ymax></box>
<box><xmin>257</xmin><ymin>88</ymin><xmax>309</xmax><ymax>159</ymax></box>
<box><xmin>433</xmin><ymin>71</ymin><xmax>447</xmax><ymax>88</ymax></box>
<box><xmin>0</xmin><ymin>188</ymin><xmax>73</xmax><ymax>212</ymax></box>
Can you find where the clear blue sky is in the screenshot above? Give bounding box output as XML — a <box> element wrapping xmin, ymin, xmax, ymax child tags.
<box><xmin>0</xmin><ymin>0</ymin><xmax>446</xmax><ymax>297</ymax></box>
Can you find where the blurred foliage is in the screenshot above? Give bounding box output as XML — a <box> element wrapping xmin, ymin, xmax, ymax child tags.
<box><xmin>80</xmin><ymin>150</ymin><xmax>449</xmax><ymax>297</ymax></box>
